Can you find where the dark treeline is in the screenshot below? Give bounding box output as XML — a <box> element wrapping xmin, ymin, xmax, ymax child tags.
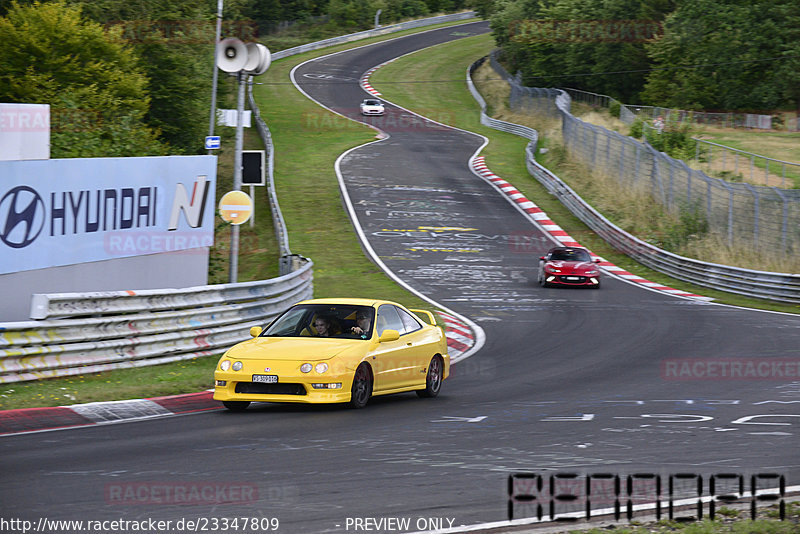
<box><xmin>0</xmin><ymin>0</ymin><xmax>472</xmax><ymax>158</ymax></box>
<box><xmin>485</xmin><ymin>0</ymin><xmax>800</xmax><ymax>113</ymax></box>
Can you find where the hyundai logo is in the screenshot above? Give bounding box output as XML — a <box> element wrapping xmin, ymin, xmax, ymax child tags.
<box><xmin>0</xmin><ymin>186</ymin><xmax>46</xmax><ymax>248</ymax></box>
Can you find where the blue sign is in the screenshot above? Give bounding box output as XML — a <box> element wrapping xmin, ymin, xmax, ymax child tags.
<box><xmin>205</xmin><ymin>136</ymin><xmax>221</xmax><ymax>150</ymax></box>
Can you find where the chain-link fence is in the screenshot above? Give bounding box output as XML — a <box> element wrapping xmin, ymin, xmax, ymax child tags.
<box><xmin>489</xmin><ymin>52</ymin><xmax>800</xmax><ymax>255</ymax></box>
<box><xmin>563</xmin><ymin>88</ymin><xmax>774</xmax><ymax>130</ymax></box>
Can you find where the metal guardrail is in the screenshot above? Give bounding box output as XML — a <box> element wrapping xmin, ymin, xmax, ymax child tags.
<box><xmin>468</xmin><ymin>57</ymin><xmax>540</xmax><ymax>147</ymax></box>
<box><xmin>0</xmin><ymin>259</ymin><xmax>313</xmax><ymax>383</ymax></box>
<box><xmin>469</xmin><ymin>56</ymin><xmax>800</xmax><ymax>304</ymax></box>
<box><xmin>271</xmin><ymin>12</ymin><xmax>477</xmax><ymax>61</ymax></box>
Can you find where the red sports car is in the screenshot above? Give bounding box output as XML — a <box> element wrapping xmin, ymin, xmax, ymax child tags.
<box><xmin>537</xmin><ymin>246</ymin><xmax>602</xmax><ymax>288</ymax></box>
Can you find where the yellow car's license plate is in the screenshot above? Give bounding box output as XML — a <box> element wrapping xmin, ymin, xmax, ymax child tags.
<box><xmin>252</xmin><ymin>374</ymin><xmax>278</xmax><ymax>383</ymax></box>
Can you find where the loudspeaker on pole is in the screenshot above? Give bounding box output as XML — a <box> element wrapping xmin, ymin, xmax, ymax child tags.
<box><xmin>243</xmin><ymin>43</ymin><xmax>271</xmax><ymax>76</ymax></box>
<box><xmin>217</xmin><ymin>38</ymin><xmax>248</xmax><ymax>73</ymax></box>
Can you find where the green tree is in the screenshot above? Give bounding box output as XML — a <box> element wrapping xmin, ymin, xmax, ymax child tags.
<box><xmin>491</xmin><ymin>0</ymin><xmax>673</xmax><ymax>102</ymax></box>
<box><xmin>642</xmin><ymin>0</ymin><xmax>799</xmax><ymax>111</ymax></box>
<box><xmin>72</xmin><ymin>0</ymin><xmax>217</xmax><ymax>154</ymax></box>
<box><xmin>0</xmin><ymin>0</ymin><xmax>166</xmax><ymax>157</ymax></box>
<box><xmin>327</xmin><ymin>0</ymin><xmax>387</xmax><ymax>29</ymax></box>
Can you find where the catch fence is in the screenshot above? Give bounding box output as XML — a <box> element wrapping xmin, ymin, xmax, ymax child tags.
<box><xmin>490</xmin><ymin>53</ymin><xmax>800</xmax><ymax>255</ymax></box>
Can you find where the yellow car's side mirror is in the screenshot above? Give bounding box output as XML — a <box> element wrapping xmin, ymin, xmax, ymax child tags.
<box><xmin>378</xmin><ymin>329</ymin><xmax>400</xmax><ymax>342</ymax></box>
<box><xmin>250</xmin><ymin>326</ymin><xmax>263</xmax><ymax>338</ymax></box>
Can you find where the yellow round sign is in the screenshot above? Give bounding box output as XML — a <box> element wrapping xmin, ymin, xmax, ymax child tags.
<box><xmin>218</xmin><ymin>190</ymin><xmax>253</xmax><ymax>225</ymax></box>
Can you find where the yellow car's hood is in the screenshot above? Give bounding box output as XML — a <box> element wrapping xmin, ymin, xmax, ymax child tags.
<box><xmin>225</xmin><ymin>337</ymin><xmax>362</xmax><ymax>361</ymax></box>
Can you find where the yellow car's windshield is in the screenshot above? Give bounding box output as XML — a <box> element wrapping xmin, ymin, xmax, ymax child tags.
<box><xmin>262</xmin><ymin>304</ymin><xmax>375</xmax><ymax>340</ymax></box>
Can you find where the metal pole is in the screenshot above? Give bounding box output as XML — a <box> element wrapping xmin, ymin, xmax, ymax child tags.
<box><xmin>249</xmin><ymin>185</ymin><xmax>255</xmax><ymax>228</ymax></box>
<box><xmin>207</xmin><ymin>0</ymin><xmax>223</xmax><ymax>154</ymax></box>
<box><xmin>229</xmin><ymin>71</ymin><xmax>246</xmax><ymax>283</ymax></box>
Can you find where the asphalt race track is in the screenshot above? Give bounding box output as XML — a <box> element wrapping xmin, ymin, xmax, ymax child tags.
<box><xmin>1</xmin><ymin>21</ymin><xmax>799</xmax><ymax>534</ymax></box>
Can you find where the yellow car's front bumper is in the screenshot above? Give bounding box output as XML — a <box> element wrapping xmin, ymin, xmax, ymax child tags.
<box><xmin>213</xmin><ymin>360</ymin><xmax>354</xmax><ymax>404</ymax></box>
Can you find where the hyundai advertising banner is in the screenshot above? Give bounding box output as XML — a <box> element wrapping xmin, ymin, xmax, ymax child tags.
<box><xmin>0</xmin><ymin>156</ymin><xmax>217</xmax><ymax>275</ymax></box>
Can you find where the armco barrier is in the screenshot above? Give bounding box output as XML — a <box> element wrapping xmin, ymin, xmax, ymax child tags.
<box><xmin>0</xmin><ymin>259</ymin><xmax>313</xmax><ymax>383</ymax></box>
<box><xmin>468</xmin><ymin>58</ymin><xmax>540</xmax><ymax>147</ymax></box>
<box><xmin>271</xmin><ymin>12</ymin><xmax>477</xmax><ymax>61</ymax></box>
<box><xmin>468</xmin><ymin>57</ymin><xmax>800</xmax><ymax>304</ymax></box>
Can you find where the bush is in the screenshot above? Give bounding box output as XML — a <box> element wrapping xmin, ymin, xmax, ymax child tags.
<box><xmin>609</xmin><ymin>101</ymin><xmax>621</xmax><ymax>118</ymax></box>
<box><xmin>644</xmin><ymin>117</ymin><xmax>697</xmax><ymax>160</ymax></box>
<box><xmin>628</xmin><ymin>117</ymin><xmax>644</xmax><ymax>138</ymax></box>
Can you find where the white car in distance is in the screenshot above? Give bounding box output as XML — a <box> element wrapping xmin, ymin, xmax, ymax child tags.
<box><xmin>360</xmin><ymin>98</ymin><xmax>385</xmax><ymax>116</ymax></box>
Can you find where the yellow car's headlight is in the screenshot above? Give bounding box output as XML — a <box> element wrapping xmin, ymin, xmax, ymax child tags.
<box><xmin>300</xmin><ymin>363</ymin><xmax>312</xmax><ymax>373</ymax></box>
<box><xmin>315</xmin><ymin>363</ymin><xmax>328</xmax><ymax>374</ymax></box>
<box><xmin>232</xmin><ymin>361</ymin><xmax>243</xmax><ymax>371</ymax></box>
<box><xmin>220</xmin><ymin>360</ymin><xmax>231</xmax><ymax>371</ymax></box>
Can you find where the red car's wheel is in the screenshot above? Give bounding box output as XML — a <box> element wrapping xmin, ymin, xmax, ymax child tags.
<box><xmin>538</xmin><ymin>270</ymin><xmax>550</xmax><ymax>288</ymax></box>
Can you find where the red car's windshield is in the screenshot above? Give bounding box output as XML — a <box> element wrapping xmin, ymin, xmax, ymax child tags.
<box><xmin>549</xmin><ymin>249</ymin><xmax>592</xmax><ymax>262</ymax></box>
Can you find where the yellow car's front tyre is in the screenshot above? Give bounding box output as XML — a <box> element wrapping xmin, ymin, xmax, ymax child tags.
<box><xmin>223</xmin><ymin>400</ymin><xmax>251</xmax><ymax>411</ymax></box>
<box><xmin>349</xmin><ymin>363</ymin><xmax>373</xmax><ymax>409</ymax></box>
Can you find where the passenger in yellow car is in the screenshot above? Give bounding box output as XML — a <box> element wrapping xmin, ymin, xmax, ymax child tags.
<box><xmin>314</xmin><ymin>316</ymin><xmax>333</xmax><ymax>337</ymax></box>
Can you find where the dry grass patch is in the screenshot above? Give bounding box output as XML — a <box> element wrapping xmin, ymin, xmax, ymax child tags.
<box><xmin>570</xmin><ymin>102</ymin><xmax>629</xmax><ymax>134</ymax></box>
<box><xmin>680</xmin><ymin>234</ymin><xmax>800</xmax><ymax>274</ymax></box>
<box><xmin>698</xmin><ymin>126</ymin><xmax>800</xmax><ymax>164</ymax></box>
<box><xmin>473</xmin><ymin>61</ymin><xmax>562</xmax><ymax>137</ymax></box>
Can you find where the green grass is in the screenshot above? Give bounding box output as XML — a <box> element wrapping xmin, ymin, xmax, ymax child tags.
<box><xmin>699</xmin><ymin>129</ymin><xmax>800</xmax><ymax>167</ymax></box>
<box><xmin>208</xmin><ymin>121</ymin><xmax>282</xmax><ymax>285</ymax></box>
<box><xmin>0</xmin><ymin>20</ymin><xmax>473</xmax><ymax>411</ymax></box>
<box><xmin>693</xmin><ymin>128</ymin><xmax>800</xmax><ymax>188</ymax></box>
<box><xmin>0</xmin><ymin>359</ymin><xmax>219</xmax><ymax>410</ymax></box>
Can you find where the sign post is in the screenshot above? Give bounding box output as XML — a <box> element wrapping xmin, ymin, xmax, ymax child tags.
<box><xmin>215</xmin><ymin>38</ymin><xmax>270</xmax><ymax>283</ymax></box>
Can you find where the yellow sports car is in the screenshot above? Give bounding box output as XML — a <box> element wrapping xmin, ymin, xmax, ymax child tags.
<box><xmin>213</xmin><ymin>298</ymin><xmax>450</xmax><ymax>410</ymax></box>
